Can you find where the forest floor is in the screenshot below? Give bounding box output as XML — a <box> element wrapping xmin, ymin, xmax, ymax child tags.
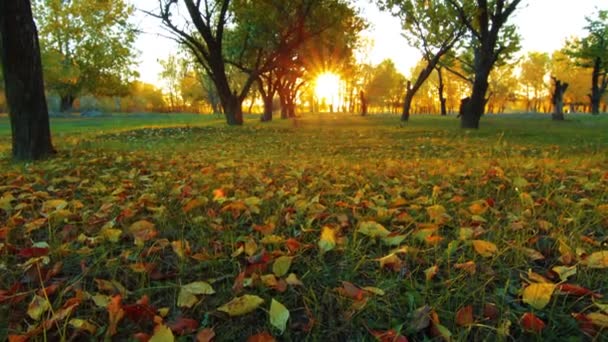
<box><xmin>0</xmin><ymin>113</ymin><xmax>607</xmax><ymax>341</ymax></box>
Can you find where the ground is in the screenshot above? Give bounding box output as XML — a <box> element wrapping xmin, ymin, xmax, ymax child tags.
<box><xmin>0</xmin><ymin>113</ymin><xmax>607</xmax><ymax>341</ymax></box>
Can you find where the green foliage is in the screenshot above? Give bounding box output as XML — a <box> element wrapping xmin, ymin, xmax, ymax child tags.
<box><xmin>364</xmin><ymin>59</ymin><xmax>406</xmax><ymax>110</ymax></box>
<box><xmin>33</xmin><ymin>0</ymin><xmax>137</xmax><ymax>99</ymax></box>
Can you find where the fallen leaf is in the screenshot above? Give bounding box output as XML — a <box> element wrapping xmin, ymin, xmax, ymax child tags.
<box><xmin>178</xmin><ymin>281</ymin><xmax>215</xmax><ymax>308</ymax></box>
<box><xmin>196</xmin><ymin>328</ymin><xmax>215</xmax><ymax>342</ymax></box>
<box><xmin>454</xmin><ymin>261</ymin><xmax>476</xmax><ymax>275</ymax></box>
<box><xmin>455</xmin><ymin>305</ymin><xmax>474</xmax><ymax>326</ymax></box>
<box><xmin>168</xmin><ymin>317</ymin><xmax>199</xmax><ymax>335</ymax></box>
<box><xmin>551</xmin><ymin>265</ymin><xmax>577</xmax><ymax>282</ymax></box>
<box><xmin>27</xmin><ymin>295</ymin><xmax>50</xmax><ymax>321</ymax></box>
<box><xmin>556</xmin><ymin>284</ymin><xmax>602</xmax><ymax>298</ymax></box>
<box><xmin>357</xmin><ymin>221</ymin><xmax>390</xmax><ymax>238</ymax></box>
<box><xmin>586</xmin><ymin>312</ymin><xmax>608</xmax><ymax>328</ymax></box>
<box><xmin>269</xmin><ymin>299</ymin><xmax>289</xmax><ymax>334</ymax></box>
<box><xmin>217</xmin><ymin>295</ymin><xmax>264</xmax><ymax>317</ymax></box>
<box><xmin>272</xmin><ymin>256</ymin><xmax>293</xmax><ymax>277</ymax></box>
<box><xmin>247</xmin><ymin>332</ymin><xmax>276</xmax><ymax>342</ymax></box>
<box><xmin>285</xmin><ymin>273</ymin><xmax>304</xmax><ymax>286</ymax></box>
<box><xmin>338</xmin><ymin>281</ymin><xmax>365</xmax><ymax>300</ymax></box>
<box><xmin>129</xmin><ymin>220</ymin><xmax>158</xmax><ymax>246</ymax></box>
<box><xmin>520</xmin><ymin>312</ymin><xmax>545</xmax><ymax>333</ymax></box>
<box><xmin>107</xmin><ymin>295</ymin><xmax>125</xmax><ymax>337</ymax></box>
<box><xmin>150</xmin><ymin>324</ymin><xmax>175</xmax><ymax>342</ymax></box>
<box><xmin>472</xmin><ymin>240</ymin><xmax>498</xmax><ymax>258</ymax></box>
<box><xmin>522</xmin><ymin>283</ymin><xmax>556</xmax><ymax>310</ymax></box>
<box><xmin>318</xmin><ymin>226</ymin><xmax>336</xmax><ymax>253</ymax></box>
<box><xmin>582</xmin><ymin>251</ymin><xmax>608</xmax><ymax>268</ymax></box>
<box><xmin>69</xmin><ymin>318</ymin><xmax>97</xmax><ymax>334</ymax></box>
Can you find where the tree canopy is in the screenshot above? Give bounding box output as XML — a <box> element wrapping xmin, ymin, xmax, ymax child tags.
<box><xmin>33</xmin><ymin>0</ymin><xmax>137</xmax><ymax>111</ymax></box>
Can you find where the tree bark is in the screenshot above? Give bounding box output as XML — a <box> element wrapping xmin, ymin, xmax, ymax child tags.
<box><xmin>551</xmin><ymin>77</ymin><xmax>568</xmax><ymax>121</ymax></box>
<box><xmin>60</xmin><ymin>94</ymin><xmax>75</xmax><ymax>112</ymax></box>
<box><xmin>590</xmin><ymin>57</ymin><xmax>607</xmax><ymax>115</ymax></box>
<box><xmin>360</xmin><ymin>90</ymin><xmax>368</xmax><ymax>116</ymax></box>
<box><xmin>436</xmin><ymin>67</ymin><xmax>447</xmax><ymax>116</ymax></box>
<box><xmin>461</xmin><ymin>49</ymin><xmax>491</xmax><ymax>129</ymax></box>
<box><xmin>401</xmin><ymin>82</ymin><xmax>414</xmax><ymax>121</ymax></box>
<box><xmin>0</xmin><ymin>0</ymin><xmax>56</xmax><ymax>160</ymax></box>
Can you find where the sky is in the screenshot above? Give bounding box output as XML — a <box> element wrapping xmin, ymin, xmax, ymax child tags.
<box><xmin>132</xmin><ymin>0</ymin><xmax>606</xmax><ymax>85</ymax></box>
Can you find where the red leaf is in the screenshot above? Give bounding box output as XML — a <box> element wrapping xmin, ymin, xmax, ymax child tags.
<box><xmin>455</xmin><ymin>305</ymin><xmax>474</xmax><ymax>326</ymax></box>
<box><xmin>18</xmin><ymin>247</ymin><xmax>49</xmax><ymax>258</ymax></box>
<box><xmin>483</xmin><ymin>303</ymin><xmax>499</xmax><ymax>321</ymax></box>
<box><xmin>520</xmin><ymin>312</ymin><xmax>546</xmax><ymax>333</ymax></box>
<box><xmin>572</xmin><ymin>313</ymin><xmax>598</xmax><ymax>337</ymax></box>
<box><xmin>556</xmin><ymin>284</ymin><xmax>602</xmax><ymax>298</ymax></box>
<box><xmin>285</xmin><ymin>238</ymin><xmax>301</xmax><ymax>253</ymax></box>
<box><xmin>369</xmin><ymin>329</ymin><xmax>409</xmax><ymax>342</ymax></box>
<box><xmin>168</xmin><ymin>317</ymin><xmax>199</xmax><ymax>335</ymax></box>
<box><xmin>247</xmin><ymin>332</ymin><xmax>276</xmax><ymax>342</ymax></box>
<box><xmin>133</xmin><ymin>332</ymin><xmax>151</xmax><ymax>342</ymax></box>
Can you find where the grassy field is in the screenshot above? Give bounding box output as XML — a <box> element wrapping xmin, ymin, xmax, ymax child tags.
<box><xmin>1</xmin><ymin>113</ymin><xmax>607</xmax><ymax>341</ymax></box>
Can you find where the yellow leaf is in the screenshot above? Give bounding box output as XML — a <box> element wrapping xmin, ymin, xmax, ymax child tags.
<box><xmin>318</xmin><ymin>226</ymin><xmax>337</xmax><ymax>253</ymax></box>
<box><xmin>587</xmin><ymin>312</ymin><xmax>608</xmax><ymax>328</ymax></box>
<box><xmin>171</xmin><ymin>240</ymin><xmax>190</xmax><ymax>259</ymax></box>
<box><xmin>551</xmin><ymin>265</ymin><xmax>577</xmax><ymax>282</ymax></box>
<box><xmin>27</xmin><ymin>295</ymin><xmax>50</xmax><ymax>320</ymax></box>
<box><xmin>177</xmin><ymin>281</ymin><xmax>215</xmax><ymax>308</ymax></box>
<box><xmin>69</xmin><ymin>319</ymin><xmax>97</xmax><ymax>334</ymax></box>
<box><xmin>244</xmin><ymin>238</ymin><xmax>258</xmax><ymax>257</ymax></box>
<box><xmin>91</xmin><ymin>293</ymin><xmax>110</xmax><ymax>308</ymax></box>
<box><xmin>377</xmin><ymin>253</ymin><xmax>402</xmax><ymax>270</ymax></box>
<box><xmin>182</xmin><ymin>281</ymin><xmax>215</xmax><ymax>295</ymax></box>
<box><xmin>43</xmin><ymin>199</ymin><xmax>68</xmax><ymax>212</ymax></box>
<box><xmin>285</xmin><ymin>273</ymin><xmax>304</xmax><ymax>286</ymax></box>
<box><xmin>362</xmin><ymin>286</ymin><xmax>385</xmax><ymax>296</ymax></box>
<box><xmin>129</xmin><ymin>220</ymin><xmax>157</xmax><ymax>246</ymax></box>
<box><xmin>427</xmin><ymin>205</ymin><xmax>451</xmax><ymax>223</ymax></box>
<box><xmin>468</xmin><ymin>201</ymin><xmax>488</xmax><ymax>215</ymax></box>
<box><xmin>522</xmin><ymin>283</ymin><xmax>556</xmax><ymax>310</ymax></box>
<box><xmin>269</xmin><ymin>298</ymin><xmax>289</xmax><ymax>334</ymax></box>
<box><xmin>472</xmin><ymin>240</ymin><xmax>498</xmax><ymax>257</ymax></box>
<box><xmin>357</xmin><ymin>221</ymin><xmax>390</xmax><ymax>238</ymax></box>
<box><xmin>272</xmin><ymin>256</ymin><xmax>293</xmax><ymax>277</ymax></box>
<box><xmin>424</xmin><ymin>265</ymin><xmax>439</xmax><ymax>281</ymax></box>
<box><xmin>101</xmin><ymin>227</ymin><xmax>122</xmax><ymax>243</ymax></box>
<box><xmin>177</xmin><ymin>290</ymin><xmax>198</xmax><ymax>308</ymax></box>
<box><xmin>582</xmin><ymin>251</ymin><xmax>608</xmax><ymax>268</ymax></box>
<box><xmin>217</xmin><ymin>295</ymin><xmax>264</xmax><ymax>317</ymax></box>
<box><xmin>150</xmin><ymin>324</ymin><xmax>175</xmax><ymax>342</ymax></box>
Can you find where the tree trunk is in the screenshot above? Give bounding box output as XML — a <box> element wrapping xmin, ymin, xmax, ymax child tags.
<box><xmin>360</xmin><ymin>90</ymin><xmax>367</xmax><ymax>116</ymax></box>
<box><xmin>0</xmin><ymin>0</ymin><xmax>56</xmax><ymax>160</ymax></box>
<box><xmin>551</xmin><ymin>77</ymin><xmax>568</xmax><ymax>121</ymax></box>
<box><xmin>401</xmin><ymin>82</ymin><xmax>413</xmax><ymax>121</ymax></box>
<box><xmin>461</xmin><ymin>51</ymin><xmax>491</xmax><ymax>129</ymax></box>
<box><xmin>590</xmin><ymin>57</ymin><xmax>602</xmax><ymax>115</ymax></box>
<box><xmin>436</xmin><ymin>67</ymin><xmax>447</xmax><ymax>116</ymax></box>
<box><xmin>60</xmin><ymin>94</ymin><xmax>75</xmax><ymax>112</ymax></box>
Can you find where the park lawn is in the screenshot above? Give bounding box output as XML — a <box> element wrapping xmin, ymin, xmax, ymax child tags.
<box><xmin>1</xmin><ymin>113</ymin><xmax>608</xmax><ymax>341</ymax></box>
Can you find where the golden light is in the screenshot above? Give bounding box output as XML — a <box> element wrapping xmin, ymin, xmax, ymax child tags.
<box><xmin>314</xmin><ymin>72</ymin><xmax>341</xmax><ymax>104</ymax></box>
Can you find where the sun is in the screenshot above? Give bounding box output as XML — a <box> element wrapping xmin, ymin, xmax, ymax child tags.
<box><xmin>314</xmin><ymin>72</ymin><xmax>341</xmax><ymax>103</ymax></box>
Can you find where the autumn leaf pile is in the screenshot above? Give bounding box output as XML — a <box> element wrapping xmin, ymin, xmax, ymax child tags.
<box><xmin>1</xmin><ymin>116</ymin><xmax>607</xmax><ymax>341</ymax></box>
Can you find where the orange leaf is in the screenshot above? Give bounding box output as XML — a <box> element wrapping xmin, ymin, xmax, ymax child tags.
<box><xmin>338</xmin><ymin>281</ymin><xmax>366</xmax><ymax>301</ymax></box>
<box><xmin>247</xmin><ymin>332</ymin><xmax>276</xmax><ymax>342</ymax></box>
<box><xmin>107</xmin><ymin>295</ymin><xmax>125</xmax><ymax>337</ymax></box>
<box><xmin>168</xmin><ymin>317</ymin><xmax>199</xmax><ymax>335</ymax></box>
<box><xmin>129</xmin><ymin>220</ymin><xmax>158</xmax><ymax>246</ymax></box>
<box><xmin>520</xmin><ymin>312</ymin><xmax>545</xmax><ymax>333</ymax></box>
<box><xmin>196</xmin><ymin>328</ymin><xmax>216</xmax><ymax>342</ymax></box>
<box><xmin>455</xmin><ymin>305</ymin><xmax>474</xmax><ymax>326</ymax></box>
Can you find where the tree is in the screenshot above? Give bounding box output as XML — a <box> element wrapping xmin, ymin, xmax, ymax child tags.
<box><xmin>566</xmin><ymin>9</ymin><xmax>608</xmax><ymax>114</ymax></box>
<box><xmin>378</xmin><ymin>0</ymin><xmax>466</xmax><ymax>121</ymax></box>
<box><xmin>364</xmin><ymin>59</ymin><xmax>406</xmax><ymax>113</ymax></box>
<box><xmin>0</xmin><ymin>0</ymin><xmax>55</xmax><ymax>160</ymax></box>
<box><xmin>447</xmin><ymin>0</ymin><xmax>522</xmax><ymax>128</ymax></box>
<box><xmin>159</xmin><ymin>54</ymin><xmax>186</xmax><ymax>112</ymax></box>
<box><xmin>551</xmin><ymin>77</ymin><xmax>568</xmax><ymax>121</ymax></box>
<box><xmin>551</xmin><ymin>50</ymin><xmax>591</xmax><ymax>112</ymax></box>
<box><xmin>34</xmin><ymin>0</ymin><xmax>137</xmax><ymax>112</ymax></box>
<box><xmin>519</xmin><ymin>52</ymin><xmax>549</xmax><ymax>112</ymax></box>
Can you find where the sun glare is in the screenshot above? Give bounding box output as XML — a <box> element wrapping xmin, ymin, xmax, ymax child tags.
<box><xmin>314</xmin><ymin>72</ymin><xmax>341</xmax><ymax>104</ymax></box>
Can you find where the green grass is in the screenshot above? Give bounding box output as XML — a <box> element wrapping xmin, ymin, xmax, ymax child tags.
<box><xmin>0</xmin><ymin>113</ymin><xmax>607</xmax><ymax>341</ymax></box>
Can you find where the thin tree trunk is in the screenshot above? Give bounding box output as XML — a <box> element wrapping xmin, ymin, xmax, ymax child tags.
<box><xmin>436</xmin><ymin>67</ymin><xmax>447</xmax><ymax>116</ymax></box>
<box><xmin>0</xmin><ymin>0</ymin><xmax>56</xmax><ymax>160</ymax></box>
<box><xmin>552</xmin><ymin>77</ymin><xmax>568</xmax><ymax>121</ymax></box>
<box><xmin>60</xmin><ymin>94</ymin><xmax>75</xmax><ymax>113</ymax></box>
<box><xmin>401</xmin><ymin>81</ymin><xmax>413</xmax><ymax>121</ymax></box>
